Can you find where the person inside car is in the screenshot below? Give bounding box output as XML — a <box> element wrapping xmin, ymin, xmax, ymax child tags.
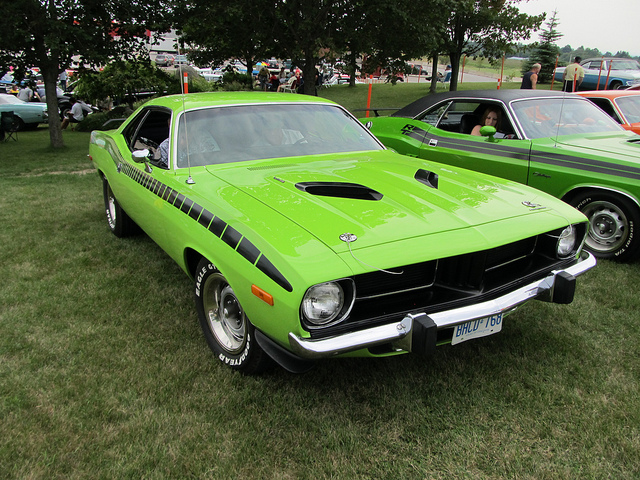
<box><xmin>471</xmin><ymin>107</ymin><xmax>501</xmax><ymax>136</ymax></box>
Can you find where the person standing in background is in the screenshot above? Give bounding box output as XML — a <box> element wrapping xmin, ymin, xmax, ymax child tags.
<box><xmin>563</xmin><ymin>57</ymin><xmax>585</xmax><ymax>92</ymax></box>
<box><xmin>521</xmin><ymin>63</ymin><xmax>541</xmax><ymax>89</ymax></box>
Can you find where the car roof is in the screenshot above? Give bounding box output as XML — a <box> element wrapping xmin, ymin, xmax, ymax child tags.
<box><xmin>391</xmin><ymin>89</ymin><xmax>575</xmax><ymax>118</ymax></box>
<box><xmin>577</xmin><ymin>90</ymin><xmax>640</xmax><ymax>99</ymax></box>
<box><xmin>143</xmin><ymin>92</ymin><xmax>337</xmax><ymax>111</ymax></box>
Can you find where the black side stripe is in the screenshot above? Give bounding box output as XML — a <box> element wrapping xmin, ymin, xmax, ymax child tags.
<box><xmin>117</xmin><ymin>162</ymin><xmax>293</xmax><ymax>292</ymax></box>
<box><xmin>405</xmin><ymin>125</ymin><xmax>640</xmax><ymax>181</ymax></box>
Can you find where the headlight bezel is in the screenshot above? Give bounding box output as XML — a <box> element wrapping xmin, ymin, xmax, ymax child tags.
<box><xmin>300</xmin><ymin>279</ymin><xmax>355</xmax><ymax>330</ymax></box>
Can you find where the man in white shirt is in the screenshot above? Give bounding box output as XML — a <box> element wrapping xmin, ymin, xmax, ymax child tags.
<box><xmin>61</xmin><ymin>97</ymin><xmax>84</xmax><ymax>130</ymax></box>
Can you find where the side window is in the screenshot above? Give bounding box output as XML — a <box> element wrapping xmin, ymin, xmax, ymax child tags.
<box><xmin>123</xmin><ymin>108</ymin><xmax>171</xmax><ymax>154</ymax></box>
<box><xmin>588</xmin><ymin>98</ymin><xmax>623</xmax><ymax>124</ymax></box>
<box><xmin>415</xmin><ymin>101</ymin><xmax>451</xmax><ymax>126</ymax></box>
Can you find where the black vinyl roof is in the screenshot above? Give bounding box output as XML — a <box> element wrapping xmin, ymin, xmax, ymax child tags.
<box><xmin>392</xmin><ymin>89</ymin><xmax>576</xmax><ymax>119</ymax></box>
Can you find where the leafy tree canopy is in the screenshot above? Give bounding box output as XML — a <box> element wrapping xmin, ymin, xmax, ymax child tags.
<box><xmin>0</xmin><ymin>0</ymin><xmax>172</xmax><ymax>148</ymax></box>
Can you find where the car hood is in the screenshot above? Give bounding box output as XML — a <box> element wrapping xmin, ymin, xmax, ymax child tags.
<box><xmin>205</xmin><ymin>150</ymin><xmax>569</xmax><ymax>254</ymax></box>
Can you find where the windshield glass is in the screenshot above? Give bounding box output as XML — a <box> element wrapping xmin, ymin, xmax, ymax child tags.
<box><xmin>511</xmin><ymin>97</ymin><xmax>623</xmax><ymax>139</ymax></box>
<box><xmin>610</xmin><ymin>60</ymin><xmax>640</xmax><ymax>71</ymax></box>
<box><xmin>175</xmin><ymin>103</ymin><xmax>383</xmax><ymax>168</ymax></box>
<box><xmin>615</xmin><ymin>96</ymin><xmax>640</xmax><ymax>124</ymax></box>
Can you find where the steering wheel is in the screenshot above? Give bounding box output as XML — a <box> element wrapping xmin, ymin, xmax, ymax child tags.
<box><xmin>139</xmin><ymin>136</ymin><xmax>159</xmax><ymax>149</ymax></box>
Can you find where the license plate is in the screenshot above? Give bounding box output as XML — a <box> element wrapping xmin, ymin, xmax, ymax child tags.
<box><xmin>451</xmin><ymin>313</ymin><xmax>503</xmax><ymax>345</ymax></box>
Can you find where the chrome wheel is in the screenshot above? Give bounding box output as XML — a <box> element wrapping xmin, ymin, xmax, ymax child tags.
<box><xmin>583</xmin><ymin>200</ymin><xmax>628</xmax><ymax>254</ymax></box>
<box><xmin>106</xmin><ymin>183</ymin><xmax>117</xmax><ymax>230</ymax></box>
<box><xmin>201</xmin><ymin>273</ymin><xmax>246</xmax><ymax>354</ymax></box>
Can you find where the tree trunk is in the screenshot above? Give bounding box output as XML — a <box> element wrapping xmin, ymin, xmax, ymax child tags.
<box><xmin>448</xmin><ymin>52</ymin><xmax>461</xmax><ymax>91</ymax></box>
<box><xmin>42</xmin><ymin>67</ymin><xmax>64</xmax><ymax>148</ymax></box>
<box><xmin>429</xmin><ymin>53</ymin><xmax>439</xmax><ymax>94</ymax></box>
<box><xmin>302</xmin><ymin>51</ymin><xmax>317</xmax><ymax>96</ymax></box>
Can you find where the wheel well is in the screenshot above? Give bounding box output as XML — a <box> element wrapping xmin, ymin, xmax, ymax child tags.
<box><xmin>185</xmin><ymin>248</ymin><xmax>204</xmax><ymax>280</ymax></box>
<box><xmin>562</xmin><ymin>186</ymin><xmax>640</xmax><ymax>209</ymax></box>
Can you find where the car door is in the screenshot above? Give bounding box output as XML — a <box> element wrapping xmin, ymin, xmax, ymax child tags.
<box><xmin>114</xmin><ymin>106</ymin><xmax>173</xmax><ymax>245</ymax></box>
<box><xmin>413</xmin><ymin>99</ymin><xmax>532</xmax><ymax>184</ymax></box>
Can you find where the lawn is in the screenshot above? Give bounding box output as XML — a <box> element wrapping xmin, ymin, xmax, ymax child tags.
<box><xmin>1</xmin><ymin>93</ymin><xmax>639</xmax><ymax>478</ymax></box>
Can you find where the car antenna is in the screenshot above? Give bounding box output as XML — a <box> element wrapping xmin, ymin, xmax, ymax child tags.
<box><xmin>177</xmin><ymin>45</ymin><xmax>195</xmax><ymax>185</ymax></box>
<box><xmin>553</xmin><ymin>89</ymin><xmax>569</xmax><ymax>148</ymax></box>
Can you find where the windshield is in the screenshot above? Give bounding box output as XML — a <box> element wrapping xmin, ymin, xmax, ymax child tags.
<box><xmin>0</xmin><ymin>95</ymin><xmax>24</xmax><ymax>105</ymax></box>
<box><xmin>610</xmin><ymin>60</ymin><xmax>640</xmax><ymax>71</ymax></box>
<box><xmin>175</xmin><ymin>103</ymin><xmax>383</xmax><ymax>168</ymax></box>
<box><xmin>511</xmin><ymin>97</ymin><xmax>623</xmax><ymax>139</ymax></box>
<box><xmin>615</xmin><ymin>96</ymin><xmax>640</xmax><ymax>124</ymax></box>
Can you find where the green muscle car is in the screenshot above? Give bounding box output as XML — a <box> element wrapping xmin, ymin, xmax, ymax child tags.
<box><xmin>90</xmin><ymin>92</ymin><xmax>594</xmax><ymax>374</ymax></box>
<box><xmin>362</xmin><ymin>89</ymin><xmax>640</xmax><ymax>262</ymax></box>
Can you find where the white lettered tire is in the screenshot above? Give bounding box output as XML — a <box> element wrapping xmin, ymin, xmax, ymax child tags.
<box><xmin>194</xmin><ymin>258</ymin><xmax>271</xmax><ymax>374</ymax></box>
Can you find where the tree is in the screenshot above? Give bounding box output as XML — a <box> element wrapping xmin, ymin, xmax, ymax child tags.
<box><xmin>0</xmin><ymin>0</ymin><xmax>171</xmax><ymax>148</ymax></box>
<box><xmin>177</xmin><ymin>0</ymin><xmax>278</xmax><ymax>88</ymax></box>
<box><xmin>522</xmin><ymin>10</ymin><xmax>562</xmax><ymax>83</ymax></box>
<box><xmin>439</xmin><ymin>0</ymin><xmax>544</xmax><ymax>91</ymax></box>
<box><xmin>74</xmin><ymin>61</ymin><xmax>180</xmax><ymax>109</ymax></box>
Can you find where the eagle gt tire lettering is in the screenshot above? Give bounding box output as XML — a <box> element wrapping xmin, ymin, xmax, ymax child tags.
<box><xmin>194</xmin><ymin>258</ymin><xmax>271</xmax><ymax>374</ymax></box>
<box><xmin>569</xmin><ymin>189</ymin><xmax>640</xmax><ymax>261</ymax></box>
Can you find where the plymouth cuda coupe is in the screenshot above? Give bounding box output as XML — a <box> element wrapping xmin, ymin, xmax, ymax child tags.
<box><xmin>90</xmin><ymin>92</ymin><xmax>594</xmax><ymax>374</ymax></box>
<box><xmin>362</xmin><ymin>89</ymin><xmax>640</xmax><ymax>261</ymax></box>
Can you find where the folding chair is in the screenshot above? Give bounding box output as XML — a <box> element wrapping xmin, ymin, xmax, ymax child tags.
<box><xmin>1</xmin><ymin>111</ymin><xmax>18</xmax><ymax>142</ymax></box>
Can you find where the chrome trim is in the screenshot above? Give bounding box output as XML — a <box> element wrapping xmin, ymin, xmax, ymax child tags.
<box><xmin>288</xmin><ymin>251</ymin><xmax>596</xmax><ymax>359</ymax></box>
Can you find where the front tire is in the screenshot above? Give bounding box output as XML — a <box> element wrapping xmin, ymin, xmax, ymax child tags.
<box><xmin>568</xmin><ymin>190</ymin><xmax>640</xmax><ymax>261</ymax></box>
<box><xmin>194</xmin><ymin>258</ymin><xmax>272</xmax><ymax>374</ymax></box>
<box><xmin>102</xmin><ymin>176</ymin><xmax>137</xmax><ymax>237</ymax></box>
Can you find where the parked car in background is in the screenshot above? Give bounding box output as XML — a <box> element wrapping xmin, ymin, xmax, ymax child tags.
<box><xmin>554</xmin><ymin>58</ymin><xmax>640</xmax><ymax>90</ymax></box>
<box><xmin>577</xmin><ymin>90</ymin><xmax>640</xmax><ymax>135</ymax></box>
<box><xmin>197</xmin><ymin>67</ymin><xmax>224</xmax><ymax>83</ymax></box>
<box><xmin>0</xmin><ymin>94</ymin><xmax>47</xmax><ymax>130</ymax></box>
<box><xmin>36</xmin><ymin>86</ymin><xmax>95</xmax><ymax>120</ymax></box>
<box><xmin>89</xmin><ymin>92</ymin><xmax>594</xmax><ymax>374</ymax></box>
<box><xmin>154</xmin><ymin>54</ymin><xmax>174</xmax><ymax>67</ymax></box>
<box><xmin>173</xmin><ymin>55</ymin><xmax>189</xmax><ymax>66</ymax></box>
<box><xmin>361</xmin><ymin>89</ymin><xmax>640</xmax><ymax>261</ymax></box>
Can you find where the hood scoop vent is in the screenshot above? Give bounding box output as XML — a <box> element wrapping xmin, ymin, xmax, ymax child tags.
<box><xmin>415</xmin><ymin>169</ymin><xmax>439</xmax><ymax>189</ymax></box>
<box><xmin>295</xmin><ymin>182</ymin><xmax>383</xmax><ymax>201</ymax></box>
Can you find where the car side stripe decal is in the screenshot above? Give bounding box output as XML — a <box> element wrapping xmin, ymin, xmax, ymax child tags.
<box><xmin>116</xmin><ymin>162</ymin><xmax>293</xmax><ymax>292</ymax></box>
<box><xmin>404</xmin><ymin>124</ymin><xmax>640</xmax><ymax>180</ymax></box>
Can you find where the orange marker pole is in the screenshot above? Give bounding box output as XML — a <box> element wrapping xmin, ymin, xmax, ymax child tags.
<box><xmin>604</xmin><ymin>60</ymin><xmax>613</xmax><ymax>90</ymax></box>
<box><xmin>183</xmin><ymin>72</ymin><xmax>188</xmax><ymax>94</ymax></box>
<box><xmin>596</xmin><ymin>57</ymin><xmax>604</xmax><ymax>90</ymax></box>
<box><xmin>498</xmin><ymin>54</ymin><xmax>505</xmax><ymax>89</ymax></box>
<box><xmin>365</xmin><ymin>75</ymin><xmax>373</xmax><ymax>118</ymax></box>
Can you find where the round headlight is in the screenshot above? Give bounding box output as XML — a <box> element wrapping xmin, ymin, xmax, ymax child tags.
<box><xmin>302</xmin><ymin>282</ymin><xmax>344</xmax><ymax>326</ymax></box>
<box><xmin>557</xmin><ymin>225</ymin><xmax>577</xmax><ymax>258</ymax></box>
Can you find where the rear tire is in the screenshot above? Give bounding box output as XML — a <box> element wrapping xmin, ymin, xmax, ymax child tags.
<box><xmin>609</xmin><ymin>81</ymin><xmax>623</xmax><ymax>90</ymax></box>
<box><xmin>102</xmin><ymin>176</ymin><xmax>137</xmax><ymax>237</ymax></box>
<box><xmin>194</xmin><ymin>258</ymin><xmax>272</xmax><ymax>374</ymax></box>
<box><xmin>567</xmin><ymin>190</ymin><xmax>640</xmax><ymax>261</ymax></box>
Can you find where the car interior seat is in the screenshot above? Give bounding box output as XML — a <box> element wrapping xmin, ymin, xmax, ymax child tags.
<box><xmin>459</xmin><ymin>113</ymin><xmax>479</xmax><ymax>135</ymax></box>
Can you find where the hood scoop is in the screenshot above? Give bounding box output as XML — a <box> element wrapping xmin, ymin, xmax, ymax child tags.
<box><xmin>415</xmin><ymin>169</ymin><xmax>439</xmax><ymax>189</ymax></box>
<box><xmin>295</xmin><ymin>182</ymin><xmax>383</xmax><ymax>201</ymax></box>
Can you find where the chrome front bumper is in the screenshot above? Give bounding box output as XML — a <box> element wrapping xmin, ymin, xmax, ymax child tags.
<box><xmin>288</xmin><ymin>251</ymin><xmax>596</xmax><ymax>359</ymax></box>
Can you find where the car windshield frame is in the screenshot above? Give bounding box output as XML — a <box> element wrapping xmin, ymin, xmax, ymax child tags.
<box><xmin>172</xmin><ymin>103</ymin><xmax>385</xmax><ymax>169</ymax></box>
<box><xmin>509</xmin><ymin>97</ymin><xmax>624</xmax><ymax>139</ymax></box>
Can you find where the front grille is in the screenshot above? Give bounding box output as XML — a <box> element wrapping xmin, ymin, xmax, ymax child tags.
<box><xmin>307</xmin><ymin>224</ymin><xmax>585</xmax><ymax>338</ymax></box>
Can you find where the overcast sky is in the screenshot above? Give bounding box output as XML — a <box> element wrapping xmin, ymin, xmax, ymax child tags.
<box><xmin>516</xmin><ymin>0</ymin><xmax>639</xmax><ymax>56</ymax></box>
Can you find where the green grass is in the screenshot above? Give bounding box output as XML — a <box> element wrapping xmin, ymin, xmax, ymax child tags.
<box><xmin>1</xmin><ymin>117</ymin><xmax>639</xmax><ymax>478</ymax></box>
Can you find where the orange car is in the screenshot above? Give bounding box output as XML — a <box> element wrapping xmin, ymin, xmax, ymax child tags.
<box><xmin>577</xmin><ymin>90</ymin><xmax>640</xmax><ymax>134</ymax></box>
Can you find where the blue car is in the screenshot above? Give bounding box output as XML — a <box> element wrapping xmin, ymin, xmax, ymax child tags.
<box><xmin>0</xmin><ymin>94</ymin><xmax>48</xmax><ymax>130</ymax></box>
<box><xmin>554</xmin><ymin>57</ymin><xmax>640</xmax><ymax>90</ymax></box>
